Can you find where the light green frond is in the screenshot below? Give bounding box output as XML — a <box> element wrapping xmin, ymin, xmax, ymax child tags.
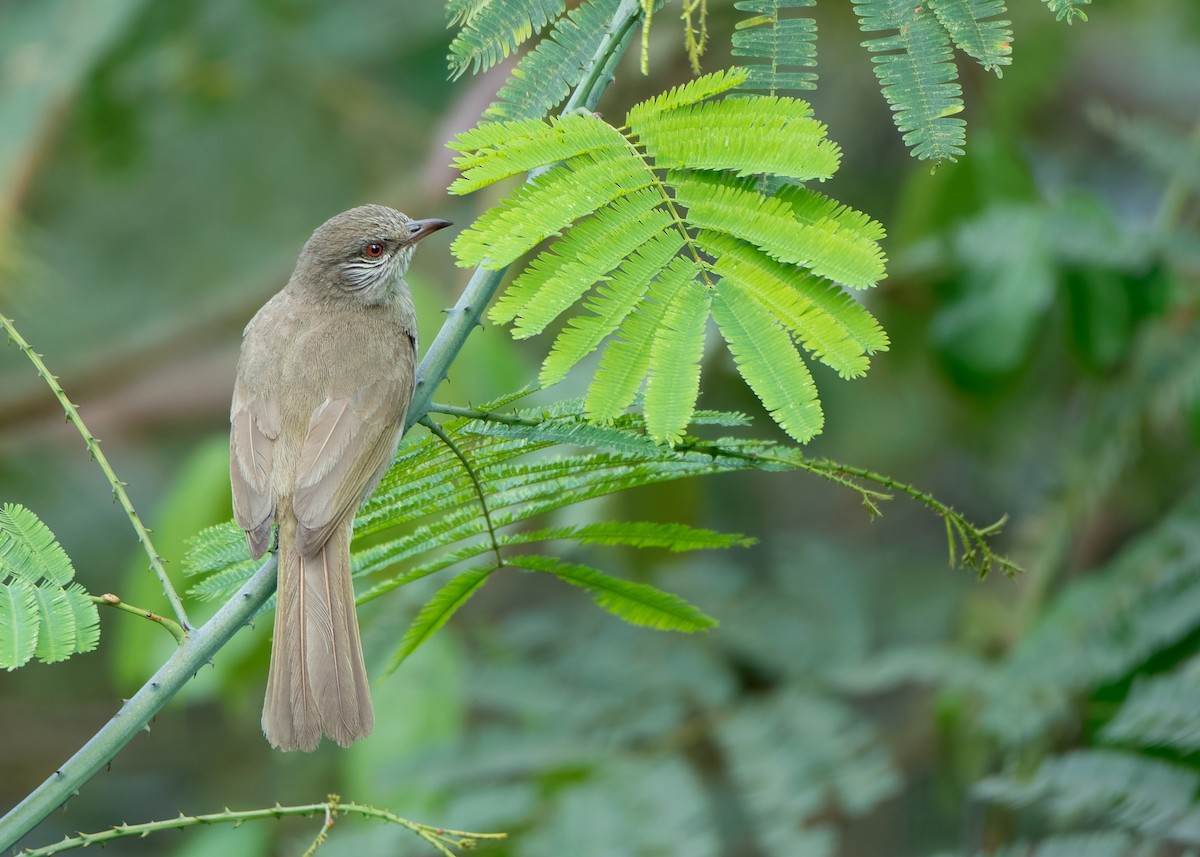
<box><xmin>587</xmin><ymin>257</ymin><xmax>699</xmax><ymax>423</ymax></box>
<box><xmin>388</xmin><ymin>565</ymin><xmax>496</xmax><ymax>670</ymax></box>
<box><xmin>184</xmin><ymin>522</ymin><xmax>251</xmax><ymax>576</ymax></box>
<box><xmin>541</xmin><ymin>229</ymin><xmax>686</xmax><ymax>387</ymax></box>
<box><xmin>671</xmin><ymin>171</ymin><xmax>886</xmax><ymax>289</ymax></box>
<box><xmin>774</xmin><ymin>183</ymin><xmax>888</xmax><ymax>243</ymax></box>
<box><xmin>712</xmin><ymin>278</ymin><xmax>823</xmax><ymax>443</ymax></box>
<box><xmin>452</xmin><ymin>151</ymin><xmax>652</xmax><ymax>269</ymax></box>
<box><xmin>854</xmin><ymin>0</ymin><xmax>966</xmax><ymax>162</ymax></box>
<box><xmin>570</xmin><ymin>521</ymin><xmax>755</xmax><ymax>550</ymax></box>
<box><xmin>625</xmin><ymin>68</ymin><xmax>749</xmax><ymax>124</ymax></box>
<box><xmin>0</xmin><ymin>503</ymin><xmax>98</xmax><ymax>669</ymax></box>
<box><xmin>0</xmin><ymin>502</ymin><xmax>74</xmax><ymax>585</ymax></box>
<box><xmin>511</xmin><ymin>554</ymin><xmax>717</xmax><ymax>631</ymax></box>
<box><xmin>30</xmin><ymin>581</ymin><xmax>77</xmax><ymax>664</ymax></box>
<box><xmin>1040</xmin><ymin>0</ymin><xmax>1089</xmax><ymax>23</ymax></box>
<box><xmin>449</xmin><ymin>114</ymin><xmax>626</xmax><ymax>194</ymax></box>
<box><xmin>733</xmin><ymin>0</ymin><xmax>818</xmax><ymax>94</ymax></box>
<box><xmin>927</xmin><ymin>0</ymin><xmax>1012</xmax><ymax>74</ymax></box>
<box><xmin>0</xmin><ymin>578</ymin><xmax>39</xmax><ymax>670</ymax></box>
<box><xmin>630</xmin><ymin>96</ymin><xmax>841</xmax><ymax>181</ymax></box>
<box><xmin>700</xmin><ymin>232</ymin><xmax>888</xmax><ymax>378</ymax></box>
<box><xmin>65</xmin><ymin>582</ymin><xmax>100</xmax><ymax>655</ymax></box>
<box><xmin>446</xmin><ymin>0</ymin><xmax>489</xmax><ymax>27</ymax></box>
<box><xmin>494</xmin><ymin>190</ymin><xmax>672</xmax><ymax>336</ymax></box>
<box><xmin>976</xmin><ymin>750</ymin><xmax>1197</xmax><ymax>834</ymax></box>
<box><xmin>645</xmin><ymin>284</ymin><xmax>712</xmax><ymax>445</ymax></box>
<box><xmin>1101</xmin><ymin>665</ymin><xmax>1200</xmax><ymax>752</ymax></box>
<box><xmin>486</xmin><ymin>0</ymin><xmax>622</xmax><ymax>122</ymax></box>
<box><xmin>448</xmin><ymin>0</ymin><xmax>566</xmax><ymax>79</ymax></box>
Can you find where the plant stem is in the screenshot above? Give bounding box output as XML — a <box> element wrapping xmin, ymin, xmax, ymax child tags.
<box><xmin>91</xmin><ymin>594</ymin><xmax>187</xmax><ymax>644</ymax></box>
<box><xmin>0</xmin><ymin>312</ymin><xmax>191</xmax><ymax>632</ymax></box>
<box><xmin>14</xmin><ymin>794</ymin><xmax>505</xmax><ymax>857</ymax></box>
<box><xmin>0</xmin><ymin>556</ymin><xmax>278</xmax><ymax>852</ymax></box>
<box><xmin>0</xmin><ymin>1</ymin><xmax>645</xmax><ymax>849</ymax></box>
<box><xmin>407</xmin><ymin>0</ymin><xmax>643</xmax><ymax>424</ymax></box>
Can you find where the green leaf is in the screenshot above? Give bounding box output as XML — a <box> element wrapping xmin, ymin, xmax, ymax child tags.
<box><xmin>30</xmin><ymin>580</ymin><xmax>77</xmax><ymax>664</ymax></box>
<box><xmin>645</xmin><ymin>284</ymin><xmax>712</xmax><ymax>445</ymax></box>
<box><xmin>0</xmin><ymin>502</ymin><xmax>74</xmax><ymax>585</ymax></box>
<box><xmin>511</xmin><ymin>554</ymin><xmax>717</xmax><ymax>631</ymax></box>
<box><xmin>712</xmin><ymin>278</ymin><xmax>824</xmax><ymax>443</ymax></box>
<box><xmin>671</xmin><ymin>171</ymin><xmax>886</xmax><ymax>289</ymax></box>
<box><xmin>447</xmin><ymin>0</ymin><xmax>566</xmax><ymax>79</ymax></box>
<box><xmin>540</xmin><ymin>230</ymin><xmax>686</xmax><ymax>387</ymax></box>
<box><xmin>571</xmin><ymin>521</ymin><xmax>755</xmax><ymax>551</ymax></box>
<box><xmin>699</xmin><ymin>231</ymin><xmax>889</xmax><ymax>378</ymax></box>
<box><xmin>732</xmin><ymin>0</ymin><xmax>819</xmax><ymax>94</ymax></box>
<box><xmin>388</xmin><ymin>565</ymin><xmax>497</xmax><ymax>671</ymax></box>
<box><xmin>0</xmin><ymin>503</ymin><xmax>99</xmax><ymax>669</ymax></box>
<box><xmin>587</xmin><ymin>257</ymin><xmax>699</xmax><ymax>423</ymax></box>
<box><xmin>927</xmin><ymin>0</ymin><xmax>1013</xmax><ymax>74</ymax></box>
<box><xmin>493</xmin><ymin>189</ymin><xmax>672</xmax><ymax>335</ymax></box>
<box><xmin>853</xmin><ymin>0</ymin><xmax>966</xmax><ymax>161</ymax></box>
<box><xmin>625</xmin><ymin>68</ymin><xmax>749</xmax><ymax>123</ymax></box>
<box><xmin>449</xmin><ymin>113</ymin><xmax>626</xmax><ymax>194</ymax></box>
<box><xmin>0</xmin><ymin>578</ymin><xmax>39</xmax><ymax>670</ymax></box>
<box><xmin>485</xmin><ymin>0</ymin><xmax>623</xmax><ymax>122</ymax></box>
<box><xmin>452</xmin><ymin>150</ymin><xmax>652</xmax><ymax>269</ymax></box>
<box><xmin>631</xmin><ymin>96</ymin><xmax>841</xmax><ymax>181</ymax></box>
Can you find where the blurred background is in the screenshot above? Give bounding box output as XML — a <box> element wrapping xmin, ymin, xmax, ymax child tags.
<box><xmin>1</xmin><ymin>0</ymin><xmax>1198</xmax><ymax>854</ymax></box>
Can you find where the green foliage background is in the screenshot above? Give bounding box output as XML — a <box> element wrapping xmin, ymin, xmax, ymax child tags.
<box><xmin>1</xmin><ymin>0</ymin><xmax>1199</xmax><ymax>855</ymax></box>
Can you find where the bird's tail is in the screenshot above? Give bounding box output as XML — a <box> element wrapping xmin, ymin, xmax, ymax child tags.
<box><xmin>262</xmin><ymin>514</ymin><xmax>373</xmax><ymax>751</ymax></box>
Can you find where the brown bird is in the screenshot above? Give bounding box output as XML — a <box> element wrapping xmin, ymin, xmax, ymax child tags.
<box><xmin>230</xmin><ymin>205</ymin><xmax>451</xmax><ymax>751</ymax></box>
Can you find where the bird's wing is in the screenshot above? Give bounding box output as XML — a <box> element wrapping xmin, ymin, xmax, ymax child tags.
<box><xmin>230</xmin><ymin>379</ymin><xmax>280</xmax><ymax>558</ymax></box>
<box><xmin>291</xmin><ymin>377</ymin><xmax>409</xmax><ymax>556</ymax></box>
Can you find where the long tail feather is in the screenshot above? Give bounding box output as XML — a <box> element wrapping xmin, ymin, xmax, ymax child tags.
<box><xmin>262</xmin><ymin>514</ymin><xmax>373</xmax><ymax>751</ymax></box>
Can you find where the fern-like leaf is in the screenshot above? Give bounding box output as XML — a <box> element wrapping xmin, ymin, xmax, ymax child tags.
<box><xmin>712</xmin><ymin>278</ymin><xmax>823</xmax><ymax>443</ymax></box>
<box><xmin>0</xmin><ymin>578</ymin><xmax>39</xmax><ymax>670</ymax></box>
<box><xmin>587</xmin><ymin>257</ymin><xmax>698</xmax><ymax>423</ymax></box>
<box><xmin>451</xmin><ymin>73</ymin><xmax>888</xmax><ymax>441</ymax></box>
<box><xmin>486</xmin><ymin>0</ymin><xmax>622</xmax><ymax>121</ymax></box>
<box><xmin>644</xmin><ymin>282</ymin><xmax>711</xmax><ymax>445</ymax></box>
<box><xmin>732</xmin><ymin>0</ymin><xmax>818</xmax><ymax>93</ymax></box>
<box><xmin>671</xmin><ymin>171</ymin><xmax>886</xmax><ymax>288</ymax></box>
<box><xmin>511</xmin><ymin>554</ymin><xmax>717</xmax><ymax>631</ymax></box>
<box><xmin>389</xmin><ymin>565</ymin><xmax>496</xmax><ymax>670</ymax></box>
<box><xmin>1100</xmin><ymin>663</ymin><xmax>1200</xmax><ymax>752</ymax></box>
<box><xmin>853</xmin><ymin>0</ymin><xmax>966</xmax><ymax>162</ymax></box>
<box><xmin>927</xmin><ymin>0</ymin><xmax>1012</xmax><ymax>75</ymax></box>
<box><xmin>976</xmin><ymin>750</ymin><xmax>1197</xmax><ymax>837</ymax></box>
<box><xmin>630</xmin><ymin>96</ymin><xmax>841</xmax><ymax>181</ymax></box>
<box><xmin>0</xmin><ymin>503</ymin><xmax>99</xmax><ymax>669</ymax></box>
<box><xmin>447</xmin><ymin>0</ymin><xmax>566</xmax><ymax>79</ymax></box>
<box><xmin>540</xmin><ymin>230</ymin><xmax>685</xmax><ymax>387</ymax></box>
<box><xmin>699</xmin><ymin>231</ymin><xmax>889</xmax><ymax>378</ymax></box>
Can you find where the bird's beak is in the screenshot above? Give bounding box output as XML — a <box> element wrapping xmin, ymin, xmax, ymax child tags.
<box><xmin>406</xmin><ymin>218</ymin><xmax>453</xmax><ymax>243</ymax></box>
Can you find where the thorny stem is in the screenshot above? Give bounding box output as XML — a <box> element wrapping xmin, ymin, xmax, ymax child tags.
<box><xmin>0</xmin><ymin>0</ymin><xmax>647</xmax><ymax>850</ymax></box>
<box><xmin>90</xmin><ymin>594</ymin><xmax>186</xmax><ymax>644</ymax></box>
<box><xmin>428</xmin><ymin>401</ymin><xmax>1020</xmax><ymax>579</ymax></box>
<box><xmin>0</xmin><ymin>312</ymin><xmax>192</xmax><ymax>632</ymax></box>
<box><xmin>14</xmin><ymin>794</ymin><xmax>505</xmax><ymax>857</ymax></box>
<box><xmin>420</xmin><ymin>416</ymin><xmax>504</xmax><ymax>570</ymax></box>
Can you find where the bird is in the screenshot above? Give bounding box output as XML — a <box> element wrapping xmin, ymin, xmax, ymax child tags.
<box><xmin>230</xmin><ymin>205</ymin><xmax>451</xmax><ymax>751</ymax></box>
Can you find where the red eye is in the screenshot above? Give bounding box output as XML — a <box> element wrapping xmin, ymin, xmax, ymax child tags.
<box><xmin>364</xmin><ymin>243</ymin><xmax>384</xmax><ymax>258</ymax></box>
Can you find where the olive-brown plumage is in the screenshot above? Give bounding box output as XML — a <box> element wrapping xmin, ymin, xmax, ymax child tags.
<box><xmin>230</xmin><ymin>205</ymin><xmax>450</xmax><ymax>751</ymax></box>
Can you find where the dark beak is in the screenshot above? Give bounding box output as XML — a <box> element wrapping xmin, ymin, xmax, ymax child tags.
<box><xmin>406</xmin><ymin>218</ymin><xmax>453</xmax><ymax>243</ymax></box>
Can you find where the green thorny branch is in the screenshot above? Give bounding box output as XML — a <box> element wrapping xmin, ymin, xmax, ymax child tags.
<box><xmin>15</xmin><ymin>795</ymin><xmax>506</xmax><ymax>857</ymax></box>
<box><xmin>0</xmin><ymin>1</ymin><xmax>647</xmax><ymax>851</ymax></box>
<box><xmin>426</xmin><ymin>402</ymin><xmax>1020</xmax><ymax>579</ymax></box>
<box><xmin>0</xmin><ymin>312</ymin><xmax>192</xmax><ymax>631</ymax></box>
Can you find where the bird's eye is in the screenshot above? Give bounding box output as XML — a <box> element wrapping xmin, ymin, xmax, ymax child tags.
<box><xmin>363</xmin><ymin>243</ymin><xmax>385</xmax><ymax>259</ymax></box>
